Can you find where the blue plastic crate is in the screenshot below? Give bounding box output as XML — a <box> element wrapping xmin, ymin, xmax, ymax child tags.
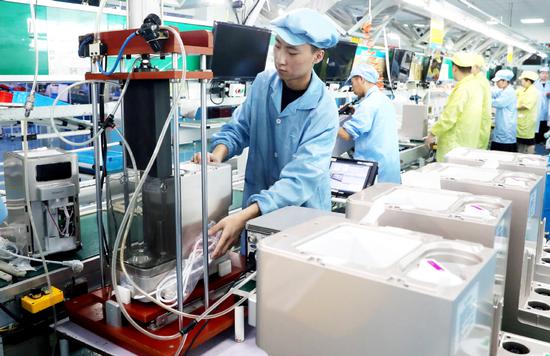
<box><xmin>77</xmin><ymin>149</ymin><xmax>123</xmax><ymax>174</ymax></box>
<box><xmin>11</xmin><ymin>92</ymin><xmax>69</xmax><ymax>107</ymax></box>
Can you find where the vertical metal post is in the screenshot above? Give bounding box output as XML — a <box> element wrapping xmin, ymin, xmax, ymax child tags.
<box><xmin>92</xmin><ymin>82</ymin><xmax>105</xmax><ymax>287</ymax></box>
<box><xmin>172</xmin><ymin>52</ymin><xmax>185</xmax><ymax>327</ymax></box>
<box><xmin>200</xmin><ymin>54</ymin><xmax>210</xmax><ymax>308</ymax></box>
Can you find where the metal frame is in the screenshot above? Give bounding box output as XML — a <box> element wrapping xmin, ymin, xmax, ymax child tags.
<box><xmin>87</xmin><ymin>29</ymin><xmax>212</xmax><ymax>309</ymax></box>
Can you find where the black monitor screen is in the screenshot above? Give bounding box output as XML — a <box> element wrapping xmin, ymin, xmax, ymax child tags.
<box><xmin>420</xmin><ymin>55</ymin><xmax>431</xmax><ymax>82</ymax></box>
<box><xmin>211</xmin><ymin>22</ymin><xmax>271</xmax><ymax>81</ymax></box>
<box><xmin>314</xmin><ymin>41</ymin><xmax>358</xmax><ymax>82</ymax></box>
<box><xmin>389</xmin><ymin>49</ymin><xmax>413</xmax><ymax>82</ymax></box>
<box><xmin>36</xmin><ymin>162</ymin><xmax>72</xmax><ymax>182</ymax></box>
<box><xmin>329</xmin><ymin>158</ymin><xmax>378</xmax><ymax>197</ymax></box>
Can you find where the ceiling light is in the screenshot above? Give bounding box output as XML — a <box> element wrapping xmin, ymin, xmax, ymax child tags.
<box><xmin>520</xmin><ymin>18</ymin><xmax>544</xmax><ymax>24</ymax></box>
<box><xmin>413</xmin><ymin>23</ymin><xmax>426</xmax><ymax>28</ymax></box>
<box><xmin>486</xmin><ymin>19</ymin><xmax>499</xmax><ymax>25</ymax></box>
<box><xmin>402</xmin><ymin>0</ymin><xmax>540</xmax><ymax>54</ymax></box>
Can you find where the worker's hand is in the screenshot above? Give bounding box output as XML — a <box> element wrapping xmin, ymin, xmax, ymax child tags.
<box><xmin>546</xmin><ymin>92</ymin><xmax>550</xmax><ymax>98</ymax></box>
<box><xmin>209</xmin><ymin>203</ymin><xmax>261</xmax><ymax>259</ymax></box>
<box><xmin>424</xmin><ymin>133</ymin><xmax>436</xmax><ymax>149</ymax></box>
<box><xmin>209</xmin><ymin>213</ymin><xmax>247</xmax><ymax>259</ymax></box>
<box><xmin>191</xmin><ymin>152</ymin><xmax>222</xmax><ymax>164</ymax></box>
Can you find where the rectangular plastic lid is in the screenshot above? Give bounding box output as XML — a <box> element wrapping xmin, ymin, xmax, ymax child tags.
<box><xmin>296</xmin><ymin>225</ymin><xmax>422</xmax><ymax>270</ymax></box>
<box><xmin>454</xmin><ymin>149</ymin><xmax>515</xmax><ymax>162</ymax></box>
<box><xmin>374</xmin><ymin>187</ymin><xmax>460</xmax><ymax>211</ymax></box>
<box><xmin>439</xmin><ymin>165</ymin><xmax>500</xmax><ymax>182</ymax></box>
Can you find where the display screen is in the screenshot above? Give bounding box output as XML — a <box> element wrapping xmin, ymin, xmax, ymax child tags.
<box><xmin>426</xmin><ymin>55</ymin><xmax>443</xmax><ymax>82</ymax></box>
<box><xmin>211</xmin><ymin>22</ymin><xmax>271</xmax><ymax>81</ymax></box>
<box><xmin>36</xmin><ymin>162</ymin><xmax>72</xmax><ymax>182</ymax></box>
<box><xmin>389</xmin><ymin>49</ymin><xmax>413</xmax><ymax>82</ymax></box>
<box><xmin>330</xmin><ymin>159</ymin><xmax>377</xmax><ymax>196</ymax></box>
<box><xmin>314</xmin><ymin>41</ymin><xmax>358</xmax><ymax>82</ymax></box>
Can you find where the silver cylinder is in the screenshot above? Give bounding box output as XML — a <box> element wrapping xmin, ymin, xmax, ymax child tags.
<box><xmin>200</xmin><ymin>54</ymin><xmax>210</xmax><ymax>308</ymax></box>
<box><xmin>172</xmin><ymin>52</ymin><xmax>185</xmax><ymax>327</ymax></box>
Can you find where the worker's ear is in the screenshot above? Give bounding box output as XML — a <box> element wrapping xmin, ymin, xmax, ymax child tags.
<box><xmin>312</xmin><ymin>49</ymin><xmax>325</xmax><ymax>65</ymax></box>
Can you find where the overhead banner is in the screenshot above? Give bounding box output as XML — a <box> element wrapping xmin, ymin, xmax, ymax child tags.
<box><xmin>430</xmin><ymin>16</ymin><xmax>445</xmax><ymax>49</ymax></box>
<box><xmin>507</xmin><ymin>46</ymin><xmax>514</xmax><ymax>64</ymax></box>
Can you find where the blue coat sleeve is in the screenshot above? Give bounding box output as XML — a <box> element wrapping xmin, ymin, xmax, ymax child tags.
<box><xmin>247</xmin><ymin>104</ymin><xmax>339</xmax><ymax>214</ymax></box>
<box><xmin>492</xmin><ymin>89</ymin><xmax>515</xmax><ymax>109</ymax></box>
<box><xmin>210</xmin><ymin>77</ymin><xmax>260</xmax><ymax>159</ymax></box>
<box><xmin>341</xmin><ymin>100</ymin><xmax>376</xmax><ymax>140</ymax></box>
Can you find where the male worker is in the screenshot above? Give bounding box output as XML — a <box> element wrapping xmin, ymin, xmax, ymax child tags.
<box><xmin>490</xmin><ymin>69</ymin><xmax>517</xmax><ymax>152</ymax></box>
<box><xmin>516</xmin><ymin>71</ymin><xmax>540</xmax><ymax>154</ymax></box>
<box><xmin>535</xmin><ymin>67</ymin><xmax>550</xmax><ymax>143</ymax></box>
<box><xmin>473</xmin><ymin>54</ymin><xmax>492</xmax><ymax>149</ymax></box>
<box><xmin>424</xmin><ymin>52</ymin><xmax>484</xmax><ymax>161</ymax></box>
<box><xmin>193</xmin><ymin>9</ymin><xmax>339</xmax><ymax>258</ymax></box>
<box><xmin>337</xmin><ymin>64</ymin><xmax>400</xmax><ymax>183</ymax></box>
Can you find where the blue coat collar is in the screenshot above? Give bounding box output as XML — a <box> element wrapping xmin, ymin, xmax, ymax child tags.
<box><xmin>270</xmin><ymin>70</ymin><xmax>325</xmax><ymax>117</ymax></box>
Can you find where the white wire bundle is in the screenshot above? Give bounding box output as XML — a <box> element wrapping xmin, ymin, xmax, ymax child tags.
<box><xmin>155</xmin><ymin>233</ymin><xmax>220</xmax><ymax>307</ymax></box>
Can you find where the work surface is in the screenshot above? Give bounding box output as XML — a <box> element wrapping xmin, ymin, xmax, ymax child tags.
<box><xmin>55</xmin><ymin>318</ymin><xmax>267</xmax><ymax>356</ymax></box>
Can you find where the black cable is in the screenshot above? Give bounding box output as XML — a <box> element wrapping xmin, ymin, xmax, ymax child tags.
<box><xmin>209</xmin><ymin>81</ymin><xmax>224</xmax><ymax>105</ymax></box>
<box><xmin>243</xmin><ymin>0</ymin><xmax>262</xmax><ymax>24</ymax></box>
<box><xmin>182</xmin><ymin>320</ymin><xmax>209</xmax><ymax>356</ymax></box>
<box><xmin>233</xmin><ymin>8</ymin><xmax>241</xmax><ymax>24</ymax></box>
<box><xmin>182</xmin><ymin>272</ymin><xmax>248</xmax><ymax>355</ymax></box>
<box><xmin>97</xmin><ymin>83</ymin><xmax>111</xmax><ymax>262</ymax></box>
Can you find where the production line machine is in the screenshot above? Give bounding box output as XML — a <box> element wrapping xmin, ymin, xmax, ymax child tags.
<box><xmin>405</xmin><ymin>162</ymin><xmax>549</xmax><ymax>344</ymax></box>
<box><xmin>256</xmin><ymin>215</ymin><xmax>497</xmax><ymax>356</ymax></box>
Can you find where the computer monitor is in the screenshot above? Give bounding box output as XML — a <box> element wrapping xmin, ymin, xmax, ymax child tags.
<box><xmin>419</xmin><ymin>55</ymin><xmax>431</xmax><ymax>82</ymax></box>
<box><xmin>314</xmin><ymin>41</ymin><xmax>358</xmax><ymax>82</ymax></box>
<box><xmin>389</xmin><ymin>49</ymin><xmax>413</xmax><ymax>82</ymax></box>
<box><xmin>329</xmin><ymin>157</ymin><xmax>378</xmax><ymax>198</ymax></box>
<box><xmin>211</xmin><ymin>22</ymin><xmax>271</xmax><ymax>81</ymax></box>
<box><xmin>425</xmin><ymin>55</ymin><xmax>443</xmax><ymax>82</ymax></box>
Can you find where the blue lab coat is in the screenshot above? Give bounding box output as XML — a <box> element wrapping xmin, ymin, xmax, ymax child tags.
<box><xmin>342</xmin><ymin>86</ymin><xmax>401</xmax><ymax>183</ymax></box>
<box><xmin>491</xmin><ymin>86</ymin><xmax>517</xmax><ymax>144</ymax></box>
<box><xmin>211</xmin><ymin>69</ymin><xmax>339</xmax><ymax>215</ymax></box>
<box><xmin>535</xmin><ymin>79</ymin><xmax>550</xmax><ymax>131</ymax></box>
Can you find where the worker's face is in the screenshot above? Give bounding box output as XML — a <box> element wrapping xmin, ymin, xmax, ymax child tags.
<box><xmin>274</xmin><ymin>37</ymin><xmax>324</xmax><ymax>82</ymax></box>
<box><xmin>496</xmin><ymin>80</ymin><xmax>508</xmax><ymax>89</ymax></box>
<box><xmin>351</xmin><ymin>76</ymin><xmax>365</xmax><ymax>96</ymax></box>
<box><xmin>522</xmin><ymin>79</ymin><xmax>532</xmax><ymax>88</ymax></box>
<box><xmin>540</xmin><ymin>71</ymin><xmax>549</xmax><ymax>81</ymax></box>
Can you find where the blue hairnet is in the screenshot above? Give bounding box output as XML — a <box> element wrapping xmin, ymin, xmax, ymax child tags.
<box><xmin>270</xmin><ymin>9</ymin><xmax>339</xmax><ymax>49</ymax></box>
<box><xmin>492</xmin><ymin>69</ymin><xmax>514</xmax><ymax>82</ymax></box>
<box><xmin>347</xmin><ymin>64</ymin><xmax>379</xmax><ymax>84</ymax></box>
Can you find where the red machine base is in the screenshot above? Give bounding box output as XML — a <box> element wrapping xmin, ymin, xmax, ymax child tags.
<box><xmin>65</xmin><ymin>254</ymin><xmax>246</xmax><ymax>355</ymax></box>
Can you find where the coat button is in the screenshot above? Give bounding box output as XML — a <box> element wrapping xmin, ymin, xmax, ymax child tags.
<box><xmin>274</xmin><ymin>152</ymin><xmax>278</xmax><ymax>158</ymax></box>
<box><xmin>276</xmin><ymin>118</ymin><xmax>282</xmax><ymax>124</ymax></box>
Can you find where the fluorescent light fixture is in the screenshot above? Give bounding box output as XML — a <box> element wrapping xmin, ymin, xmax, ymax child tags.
<box><xmin>402</xmin><ymin>0</ymin><xmax>539</xmax><ymax>54</ymax></box>
<box><xmin>520</xmin><ymin>18</ymin><xmax>544</xmax><ymax>24</ymax></box>
<box><xmin>486</xmin><ymin>19</ymin><xmax>499</xmax><ymax>25</ymax></box>
<box><xmin>413</xmin><ymin>23</ymin><xmax>427</xmax><ymax>27</ymax></box>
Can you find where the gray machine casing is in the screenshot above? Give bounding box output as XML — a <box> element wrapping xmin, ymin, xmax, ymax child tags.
<box><xmin>246</xmin><ymin>206</ymin><xmax>341</xmax><ymax>252</ymax></box>
<box><xmin>121</xmin><ymin>163</ymin><xmax>232</xmax><ymax>294</ymax></box>
<box><xmin>4</xmin><ymin>148</ymin><xmax>80</xmax><ymax>256</ymax></box>
<box><xmin>498</xmin><ymin>332</ymin><xmax>550</xmax><ymax>355</ymax></box>
<box><xmin>399</xmin><ymin>103</ymin><xmax>428</xmax><ymax>141</ymax></box>
<box><xmin>345</xmin><ymin>184</ymin><xmax>511</xmax><ymax>292</ymax></box>
<box><xmin>256</xmin><ymin>216</ymin><xmax>496</xmax><ymax>356</ymax></box>
<box><xmin>414</xmin><ymin>162</ymin><xmax>547</xmax><ymax>341</ymax></box>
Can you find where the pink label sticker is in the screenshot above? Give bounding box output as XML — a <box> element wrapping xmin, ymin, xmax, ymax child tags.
<box><xmin>427</xmin><ymin>259</ymin><xmax>444</xmax><ymax>271</ymax></box>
